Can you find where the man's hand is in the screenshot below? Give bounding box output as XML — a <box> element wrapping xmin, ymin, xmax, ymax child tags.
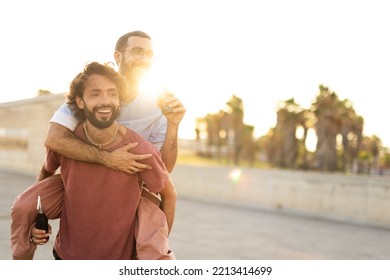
<box><xmin>156</xmin><ymin>92</ymin><xmax>186</xmax><ymax>172</ymax></box>
<box><xmin>157</xmin><ymin>92</ymin><xmax>186</xmax><ymax>125</ymax></box>
<box><xmin>30</xmin><ymin>224</ymin><xmax>52</xmax><ymax>245</ymax></box>
<box><xmin>101</xmin><ymin>142</ymin><xmax>153</xmax><ymax>175</ymax></box>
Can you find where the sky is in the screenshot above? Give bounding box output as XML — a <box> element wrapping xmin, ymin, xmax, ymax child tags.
<box><xmin>1</xmin><ymin>0</ymin><xmax>389</xmax><ymax>148</ymax></box>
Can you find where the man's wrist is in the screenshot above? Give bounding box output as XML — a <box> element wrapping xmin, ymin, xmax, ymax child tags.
<box><xmin>96</xmin><ymin>149</ymin><xmax>110</xmax><ymax>166</ymax></box>
<box><xmin>167</xmin><ymin>121</ymin><xmax>179</xmax><ymax>129</ymax></box>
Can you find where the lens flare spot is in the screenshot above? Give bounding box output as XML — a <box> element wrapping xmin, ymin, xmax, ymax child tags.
<box><xmin>139</xmin><ymin>69</ymin><xmax>166</xmax><ymax>100</ymax></box>
<box><xmin>228</xmin><ymin>168</ymin><xmax>242</xmax><ymax>184</ymax></box>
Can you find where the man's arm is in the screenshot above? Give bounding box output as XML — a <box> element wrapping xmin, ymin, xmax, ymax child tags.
<box><xmin>45</xmin><ymin>123</ymin><xmax>152</xmax><ymax>174</ymax></box>
<box><xmin>160</xmin><ymin>122</ymin><xmax>179</xmax><ymax>173</ymax></box>
<box><xmin>36</xmin><ymin>163</ymin><xmax>55</xmax><ymax>182</ymax></box>
<box><xmin>158</xmin><ymin>93</ymin><xmax>186</xmax><ymax>173</ymax></box>
<box><xmin>159</xmin><ymin>177</ymin><xmax>177</xmax><ymax>235</ymax></box>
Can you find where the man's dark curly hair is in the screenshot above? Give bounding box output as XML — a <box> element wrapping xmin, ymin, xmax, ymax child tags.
<box><xmin>65</xmin><ymin>62</ymin><xmax>127</xmax><ymax>122</ymax></box>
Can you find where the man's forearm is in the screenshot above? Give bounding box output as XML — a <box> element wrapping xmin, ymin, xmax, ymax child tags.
<box><xmin>45</xmin><ymin>123</ymin><xmax>153</xmax><ymax>174</ymax></box>
<box><xmin>36</xmin><ymin>164</ymin><xmax>55</xmax><ymax>182</ymax></box>
<box><xmin>160</xmin><ymin>177</ymin><xmax>177</xmax><ymax>234</ymax></box>
<box><xmin>45</xmin><ymin>122</ymin><xmax>106</xmax><ymax>164</ymax></box>
<box><xmin>161</xmin><ymin>123</ymin><xmax>179</xmax><ymax>173</ymax></box>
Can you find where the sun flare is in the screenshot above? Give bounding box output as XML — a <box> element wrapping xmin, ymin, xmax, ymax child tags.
<box><xmin>138</xmin><ymin>68</ymin><xmax>168</xmax><ymax>101</ymax></box>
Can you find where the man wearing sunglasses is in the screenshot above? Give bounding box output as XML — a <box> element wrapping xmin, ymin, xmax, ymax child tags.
<box><xmin>11</xmin><ymin>31</ymin><xmax>185</xmax><ymax>259</ymax></box>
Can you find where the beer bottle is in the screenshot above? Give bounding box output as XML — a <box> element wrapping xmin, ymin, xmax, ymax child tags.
<box><xmin>35</xmin><ymin>195</ymin><xmax>49</xmax><ymax>234</ymax></box>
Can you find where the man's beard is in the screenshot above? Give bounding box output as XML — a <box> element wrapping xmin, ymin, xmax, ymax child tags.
<box><xmin>118</xmin><ymin>58</ymin><xmax>149</xmax><ymax>82</ymax></box>
<box><xmin>84</xmin><ymin>105</ymin><xmax>120</xmax><ymax>129</ymax></box>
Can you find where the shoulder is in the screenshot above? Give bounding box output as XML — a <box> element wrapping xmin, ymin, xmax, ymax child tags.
<box><xmin>123</xmin><ymin>127</ymin><xmax>152</xmax><ymax>145</ymax></box>
<box><xmin>122</xmin><ymin>94</ymin><xmax>161</xmax><ymax>114</ymax></box>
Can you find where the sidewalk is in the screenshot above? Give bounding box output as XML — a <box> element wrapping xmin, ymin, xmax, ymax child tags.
<box><xmin>1</xmin><ymin>169</ymin><xmax>390</xmax><ymax>260</ymax></box>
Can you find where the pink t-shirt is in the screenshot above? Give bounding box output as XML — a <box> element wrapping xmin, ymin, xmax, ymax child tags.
<box><xmin>45</xmin><ymin>124</ymin><xmax>169</xmax><ymax>260</ymax></box>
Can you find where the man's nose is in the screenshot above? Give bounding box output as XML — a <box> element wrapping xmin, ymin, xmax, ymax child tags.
<box><xmin>99</xmin><ymin>93</ymin><xmax>113</xmax><ymax>103</ymax></box>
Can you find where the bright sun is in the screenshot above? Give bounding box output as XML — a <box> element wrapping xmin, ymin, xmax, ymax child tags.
<box><xmin>138</xmin><ymin>69</ymin><xmax>167</xmax><ymax>101</ymax></box>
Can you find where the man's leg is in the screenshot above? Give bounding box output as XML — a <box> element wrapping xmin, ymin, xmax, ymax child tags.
<box><xmin>10</xmin><ymin>174</ymin><xmax>64</xmax><ymax>259</ymax></box>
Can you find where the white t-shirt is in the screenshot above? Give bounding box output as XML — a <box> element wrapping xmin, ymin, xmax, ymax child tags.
<box><xmin>50</xmin><ymin>94</ymin><xmax>167</xmax><ymax>150</ymax></box>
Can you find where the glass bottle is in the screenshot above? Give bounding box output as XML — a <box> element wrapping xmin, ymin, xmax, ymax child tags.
<box><xmin>35</xmin><ymin>195</ymin><xmax>49</xmax><ymax>233</ymax></box>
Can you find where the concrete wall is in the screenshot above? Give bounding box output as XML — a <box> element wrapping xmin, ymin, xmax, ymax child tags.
<box><xmin>171</xmin><ymin>165</ymin><xmax>390</xmax><ymax>227</ymax></box>
<box><xmin>1</xmin><ymin>95</ymin><xmax>390</xmax><ymax>226</ymax></box>
<box><xmin>0</xmin><ymin>94</ymin><xmax>64</xmax><ymax>175</ymax></box>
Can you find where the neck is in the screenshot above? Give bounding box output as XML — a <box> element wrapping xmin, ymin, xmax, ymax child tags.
<box><xmin>124</xmin><ymin>89</ymin><xmax>138</xmax><ymax>103</ymax></box>
<box><xmin>83</xmin><ymin>122</ymin><xmax>119</xmax><ymax>149</ymax></box>
<box><xmin>121</xmin><ymin>68</ymin><xmax>143</xmax><ymax>103</ymax></box>
<box><xmin>123</xmin><ymin>79</ymin><xmax>139</xmax><ymax>103</ymax></box>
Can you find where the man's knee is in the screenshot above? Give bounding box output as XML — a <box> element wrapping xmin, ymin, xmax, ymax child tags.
<box><xmin>11</xmin><ymin>194</ymin><xmax>35</xmax><ymax>221</ymax></box>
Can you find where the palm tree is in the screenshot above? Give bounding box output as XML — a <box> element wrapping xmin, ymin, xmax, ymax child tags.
<box><xmin>197</xmin><ymin>113</ymin><xmax>224</xmax><ymax>157</ymax></box>
<box><xmin>312</xmin><ymin>85</ymin><xmax>342</xmax><ymax>172</ymax></box>
<box><xmin>339</xmin><ymin>99</ymin><xmax>364</xmax><ymax>172</ymax></box>
<box><xmin>240</xmin><ymin>124</ymin><xmax>256</xmax><ymax>166</ymax></box>
<box><xmin>269</xmin><ymin>98</ymin><xmax>307</xmax><ymax>168</ymax></box>
<box><xmin>370</xmin><ymin>135</ymin><xmax>381</xmax><ymax>174</ymax></box>
<box><xmin>225</xmin><ymin>95</ymin><xmax>244</xmax><ymax>165</ymax></box>
<box><xmin>196</xmin><ymin>94</ymin><xmax>254</xmax><ymax>165</ymax></box>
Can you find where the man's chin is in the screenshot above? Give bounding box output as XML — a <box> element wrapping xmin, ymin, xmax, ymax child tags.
<box><xmin>132</xmin><ymin>67</ymin><xmax>148</xmax><ymax>77</ymax></box>
<box><xmin>95</xmin><ymin>123</ymin><xmax>115</xmax><ymax>129</ymax></box>
<box><xmin>122</xmin><ymin>70</ymin><xmax>144</xmax><ymax>82</ymax></box>
<box><xmin>90</xmin><ymin>117</ymin><xmax>116</xmax><ymax>129</ymax></box>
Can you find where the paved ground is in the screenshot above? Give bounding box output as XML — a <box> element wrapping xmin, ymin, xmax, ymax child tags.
<box><xmin>1</xmin><ymin>169</ymin><xmax>390</xmax><ymax>260</ymax></box>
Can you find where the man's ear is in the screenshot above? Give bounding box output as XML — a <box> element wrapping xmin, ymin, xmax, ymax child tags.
<box><xmin>76</xmin><ymin>96</ymin><xmax>84</xmax><ymax>109</ymax></box>
<box><xmin>114</xmin><ymin>51</ymin><xmax>122</xmax><ymax>66</ymax></box>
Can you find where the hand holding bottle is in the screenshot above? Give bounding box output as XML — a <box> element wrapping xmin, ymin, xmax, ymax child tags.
<box><xmin>30</xmin><ymin>195</ymin><xmax>51</xmax><ymax>245</ymax></box>
<box><xmin>30</xmin><ymin>225</ymin><xmax>52</xmax><ymax>245</ymax></box>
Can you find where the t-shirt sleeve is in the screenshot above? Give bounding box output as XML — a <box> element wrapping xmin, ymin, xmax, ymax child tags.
<box><xmin>149</xmin><ymin>115</ymin><xmax>167</xmax><ymax>151</ymax></box>
<box><xmin>44</xmin><ymin>148</ymin><xmax>61</xmax><ymax>173</ymax></box>
<box><xmin>49</xmin><ymin>103</ymin><xmax>79</xmax><ymax>131</ymax></box>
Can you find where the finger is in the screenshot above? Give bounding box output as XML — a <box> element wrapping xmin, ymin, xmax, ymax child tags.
<box><xmin>32</xmin><ymin>228</ymin><xmax>47</xmax><ymax>235</ymax></box>
<box><xmin>37</xmin><ymin>239</ymin><xmax>48</xmax><ymax>245</ymax></box>
<box><xmin>172</xmin><ymin>107</ymin><xmax>187</xmax><ymax>113</ymax></box>
<box><xmin>136</xmin><ymin>162</ymin><xmax>153</xmax><ymax>169</ymax></box>
<box><xmin>31</xmin><ymin>237</ymin><xmax>48</xmax><ymax>245</ymax></box>
<box><xmin>162</xmin><ymin>106</ymin><xmax>174</xmax><ymax>114</ymax></box>
<box><xmin>132</xmin><ymin>162</ymin><xmax>152</xmax><ymax>170</ymax></box>
<box><xmin>122</xmin><ymin>142</ymin><xmax>138</xmax><ymax>151</ymax></box>
<box><xmin>32</xmin><ymin>233</ymin><xmax>48</xmax><ymax>240</ymax></box>
<box><xmin>124</xmin><ymin>169</ymin><xmax>135</xmax><ymax>175</ymax></box>
<box><xmin>167</xmin><ymin>100</ymin><xmax>181</xmax><ymax>108</ymax></box>
<box><xmin>133</xmin><ymin>154</ymin><xmax>152</xmax><ymax>160</ymax></box>
<box><xmin>129</xmin><ymin>164</ymin><xmax>148</xmax><ymax>173</ymax></box>
<box><xmin>32</xmin><ymin>227</ymin><xmax>50</xmax><ymax>237</ymax></box>
<box><xmin>33</xmin><ymin>232</ymin><xmax>49</xmax><ymax>239</ymax></box>
<box><xmin>129</xmin><ymin>163</ymin><xmax>152</xmax><ymax>173</ymax></box>
<box><xmin>129</xmin><ymin>167</ymin><xmax>140</xmax><ymax>173</ymax></box>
